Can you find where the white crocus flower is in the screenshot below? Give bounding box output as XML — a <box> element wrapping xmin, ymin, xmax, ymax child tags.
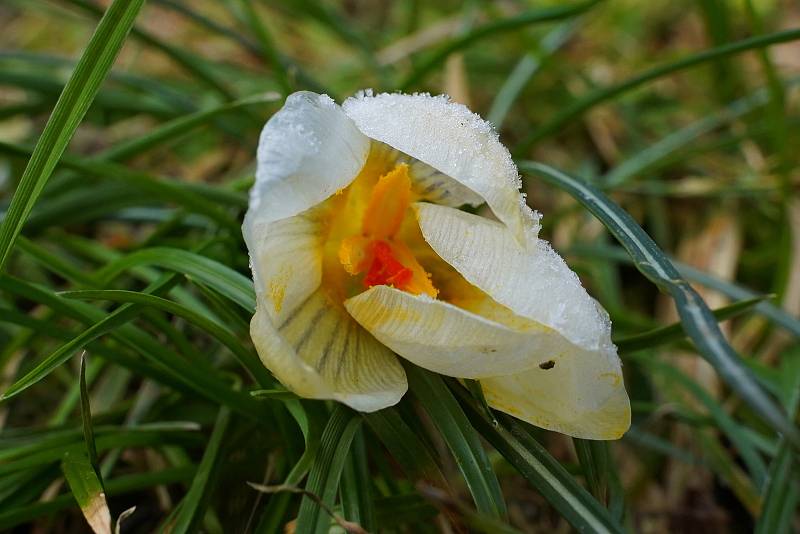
<box><xmin>243</xmin><ymin>91</ymin><xmax>631</xmax><ymax>440</ymax></box>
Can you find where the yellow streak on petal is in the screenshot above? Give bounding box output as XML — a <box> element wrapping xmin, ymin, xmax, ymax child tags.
<box><xmin>599</xmin><ymin>372</ymin><xmax>622</xmax><ymax>387</ymax></box>
<box><xmin>269</xmin><ymin>270</ymin><xmax>289</xmax><ymax>314</ymax></box>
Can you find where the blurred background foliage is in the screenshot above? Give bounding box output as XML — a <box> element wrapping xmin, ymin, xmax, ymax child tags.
<box><xmin>0</xmin><ymin>0</ymin><xmax>798</xmax><ymax>532</ymax></box>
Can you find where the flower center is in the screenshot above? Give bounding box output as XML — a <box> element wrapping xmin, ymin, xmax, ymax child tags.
<box><xmin>337</xmin><ymin>163</ymin><xmax>438</xmax><ymax>298</ymax></box>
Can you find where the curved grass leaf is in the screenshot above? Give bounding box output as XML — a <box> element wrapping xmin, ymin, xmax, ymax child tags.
<box><xmin>363</xmin><ymin>407</ymin><xmax>448</xmax><ymax>487</ymax></box>
<box><xmin>99</xmin><ymin>92</ymin><xmax>280</xmax><ymax>162</ymax></box>
<box><xmin>95</xmin><ymin>247</ymin><xmax>256</xmax><ymax>313</ymax></box>
<box><xmin>630</xmin><ymin>354</ymin><xmax>767</xmax><ymax>488</ymax></box>
<box><xmin>572</xmin><ymin>439</ymin><xmax>608</xmax><ymax>505</ymax></box>
<box><xmin>417</xmin><ymin>485</ymin><xmax>524</xmax><ymax>534</ymax></box>
<box><xmin>520</xmin><ymin>161</ymin><xmax>800</xmax><ymax>450</ymax></box>
<box><xmin>152</xmin><ymin>0</ymin><xmax>261</xmax><ymax>56</ymax></box>
<box><xmin>230</xmin><ymin>0</ymin><xmax>293</xmax><ymax>93</ymax></box>
<box><xmin>0</xmin><ymin>274</ymin><xmax>177</xmax><ymax>402</ymax></box>
<box><xmin>79</xmin><ymin>355</ymin><xmax>99</xmax><ymax>470</ymax></box>
<box><xmin>0</xmin><ymin>428</ymin><xmax>202</xmax><ymax>477</ymax></box>
<box><xmin>0</xmin><ymin>276</ymin><xmax>263</xmax><ymax>419</ymax></box>
<box><xmin>567</xmin><ymin>243</ymin><xmax>800</xmax><ymax>338</ymax></box>
<box><xmin>601</xmin><ymin>83</ymin><xmax>781</xmax><ymax>187</ymax></box>
<box><xmin>0</xmin><ymin>0</ymin><xmax>145</xmax><ymax>271</ymax></box>
<box><xmin>254</xmin><ymin>401</ymin><xmax>328</xmax><ymax>534</ymax></box>
<box><xmin>0</xmin><ymin>50</ymin><xmax>194</xmax><ymax>113</ymax></box>
<box><xmin>60</xmin><ymin>289</ymin><xmax>272</xmax><ymax>387</ymax></box>
<box><xmin>406</xmin><ymin>365</ymin><xmax>508</xmax><ymax>522</ymax></box>
<box><xmin>516</xmin><ymin>27</ymin><xmax>800</xmax><ymax>152</ymax></box>
<box><xmin>756</xmin><ymin>355</ymin><xmax>800</xmax><ymax>534</ymax></box>
<box><xmin>0</xmin><ymin>273</ymin><xmax>181</xmax><ymax>402</ymax></box>
<box><xmin>615</xmin><ymin>295</ymin><xmax>769</xmax><ymax>353</ymax></box>
<box><xmin>0</xmin><ymin>141</ymin><xmax>240</xmax><ymax>233</ymax></box>
<box><xmin>451</xmin><ymin>383</ymin><xmax>623</xmax><ymax>534</ymax></box>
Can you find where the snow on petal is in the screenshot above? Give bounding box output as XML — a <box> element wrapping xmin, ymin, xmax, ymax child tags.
<box><xmin>342</xmin><ymin>91</ymin><xmax>539</xmax><ymax>243</ymax></box>
<box><xmin>247</xmin><ymin>91</ymin><xmax>370</xmax><ymax>228</ymax></box>
<box><xmin>415</xmin><ymin>202</ymin><xmax>610</xmax><ymax>352</ymax></box>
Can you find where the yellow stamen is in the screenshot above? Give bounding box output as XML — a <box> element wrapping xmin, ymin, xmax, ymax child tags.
<box><xmin>362</xmin><ymin>163</ymin><xmax>412</xmax><ymax>240</ymax></box>
<box><xmin>336</xmin><ymin>162</ymin><xmax>438</xmax><ymax>298</ymax></box>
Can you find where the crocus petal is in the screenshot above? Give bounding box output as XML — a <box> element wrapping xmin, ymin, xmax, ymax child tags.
<box><xmin>251</xmin><ymin>291</ymin><xmax>407</xmax><ymax>412</ymax></box>
<box><xmin>245</xmin><ymin>204</ymin><xmax>406</xmax><ymax>412</ymax></box>
<box><xmin>375</xmin><ymin>142</ymin><xmax>484</xmax><ymax>208</ymax></box>
<box><xmin>245</xmin><ymin>210</ymin><xmax>323</xmax><ymax>321</ymax></box>
<box><xmin>247</xmin><ymin>91</ymin><xmax>370</xmax><ymax>227</ymax></box>
<box><xmin>345</xmin><ymin>285</ymin><xmax>565</xmax><ymax>379</ymax></box>
<box><xmin>479</xmin><ymin>347</ymin><xmax>631</xmax><ymax>440</ymax></box>
<box><xmin>415</xmin><ymin>202</ymin><xmax>609</xmax><ymax>352</ymax></box>
<box><xmin>342</xmin><ymin>92</ymin><xmax>538</xmax><ymax>242</ymax></box>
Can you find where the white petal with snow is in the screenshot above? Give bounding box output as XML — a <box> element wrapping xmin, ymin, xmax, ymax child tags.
<box><xmin>415</xmin><ymin>202</ymin><xmax>609</xmax><ymax>351</ymax></box>
<box><xmin>343</xmin><ymin>92</ymin><xmax>538</xmax><ymax>242</ymax></box>
<box><xmin>247</xmin><ymin>91</ymin><xmax>369</xmax><ymax>228</ymax></box>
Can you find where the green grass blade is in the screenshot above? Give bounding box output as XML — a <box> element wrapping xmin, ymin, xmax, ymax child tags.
<box><xmin>79</xmin><ymin>354</ymin><xmax>99</xmax><ymax>470</ymax></box>
<box><xmin>232</xmin><ymin>0</ymin><xmax>293</xmax><ymax>93</ymax></box>
<box><xmin>0</xmin><ymin>277</ymin><xmax>263</xmax><ymax>419</ymax></box>
<box><xmin>168</xmin><ymin>405</ymin><xmax>232</xmax><ymax>534</ymax></box>
<box><xmin>573</xmin><ymin>439</ymin><xmax>608</xmax><ymax>505</ymax></box>
<box><xmin>0</xmin><ymin>425</ymin><xmax>202</xmax><ymax>477</ymax></box>
<box><xmin>401</xmin><ymin>2</ymin><xmax>596</xmax><ymax>90</ymax></box>
<box><xmin>629</xmin><ymin>340</ymin><xmax>768</xmax><ymax>486</ymax></box>
<box><xmin>363</xmin><ymin>407</ymin><xmax>449</xmax><ymax>487</ymax></box>
<box><xmin>516</xmin><ymin>27</ymin><xmax>800</xmax><ymax>152</ymax></box>
<box><xmin>0</xmin><ymin>274</ymin><xmax>178</xmax><ymax>402</ymax></box>
<box><xmin>340</xmin><ymin>430</ymin><xmax>375</xmax><ymax>531</ymax></box>
<box><xmin>406</xmin><ymin>365</ymin><xmax>508</xmax><ymax>521</ymax></box>
<box><xmin>486</xmin><ymin>21</ymin><xmax>578</xmax><ymax>129</ymax></box>
<box><xmin>601</xmin><ymin>84</ymin><xmax>777</xmax><ymax>187</ymax></box>
<box><xmin>453</xmin><ymin>384</ymin><xmax>623</xmax><ymax>534</ymax></box>
<box><xmin>60</xmin><ymin>289</ymin><xmax>272</xmax><ymax>387</ymax></box>
<box><xmin>614</xmin><ymin>295</ymin><xmax>769</xmax><ymax>353</ymax></box>
<box><xmin>95</xmin><ymin>247</ymin><xmax>256</xmax><ymax>313</ymax></box>
<box><xmin>756</xmin><ymin>442</ymin><xmax>798</xmax><ymax>534</ymax></box>
<box><xmin>0</xmin><ymin>141</ymin><xmax>240</xmax><ymax>233</ymax></box>
<box><xmin>295</xmin><ymin>405</ymin><xmax>361</xmax><ymax>534</ymax></box>
<box><xmin>0</xmin><ymin>467</ymin><xmax>194</xmax><ymax>530</ymax></box>
<box><xmin>520</xmin><ymin>161</ymin><xmax>800</xmax><ymax>450</ymax></box>
<box><xmin>568</xmin><ymin>243</ymin><xmax>800</xmax><ymax>338</ymax></box>
<box><xmin>61</xmin><ymin>354</ymin><xmax>110</xmax><ymax>534</ymax></box>
<box><xmin>65</xmin><ymin>0</ymin><xmax>236</xmax><ymax>101</ymax></box>
<box><xmin>756</xmin><ymin>355</ymin><xmax>800</xmax><ymax>534</ymax></box>
<box><xmin>253</xmin><ymin>402</ymin><xmax>327</xmax><ymax>534</ymax></box>
<box><xmin>61</xmin><ymin>450</ymin><xmax>111</xmax><ymax>534</ymax></box>
<box><xmin>98</xmin><ymin>92</ymin><xmax>280</xmax><ymax>162</ymax></box>
<box><xmin>0</xmin><ymin>0</ymin><xmax>145</xmax><ymax>271</ymax></box>
<box><xmin>16</xmin><ymin>236</ymin><xmax>97</xmax><ymax>286</ymax></box>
